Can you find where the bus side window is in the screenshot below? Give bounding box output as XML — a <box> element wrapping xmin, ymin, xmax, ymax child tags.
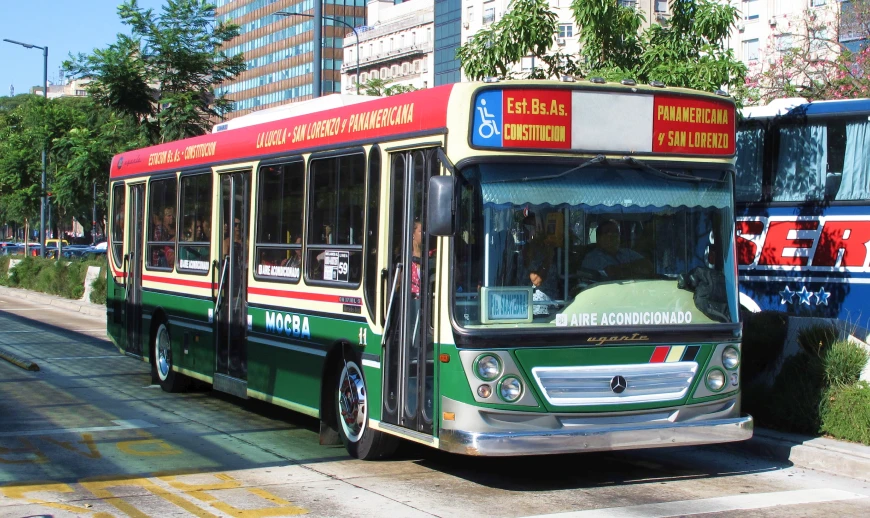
<box><xmin>306</xmin><ymin>153</ymin><xmax>365</xmax><ymax>284</ymax></box>
<box><xmin>146</xmin><ymin>177</ymin><xmax>178</xmax><ymax>271</ymax></box>
<box><xmin>255</xmin><ymin>161</ymin><xmax>304</xmax><ymax>282</ymax></box>
<box><xmin>178</xmin><ymin>172</ymin><xmax>212</xmax><ymax>274</ymax></box>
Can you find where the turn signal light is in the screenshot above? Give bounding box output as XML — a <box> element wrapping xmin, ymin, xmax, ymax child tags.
<box><xmin>439</xmin><ymin>353</ymin><xmax>450</xmax><ymax>363</ymax></box>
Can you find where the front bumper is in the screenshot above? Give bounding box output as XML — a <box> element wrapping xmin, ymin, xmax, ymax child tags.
<box><xmin>438</xmin><ymin>395</ymin><xmax>753</xmax><ymax>456</ymax></box>
<box><xmin>440</xmin><ymin>415</ymin><xmax>753</xmax><ymax>456</ymax></box>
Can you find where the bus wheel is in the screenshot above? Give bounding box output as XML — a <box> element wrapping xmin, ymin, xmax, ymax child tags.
<box><xmin>336</xmin><ymin>358</ymin><xmax>398</xmax><ymax>460</ymax></box>
<box><xmin>154</xmin><ymin>322</ymin><xmax>186</xmax><ymax>393</ymax></box>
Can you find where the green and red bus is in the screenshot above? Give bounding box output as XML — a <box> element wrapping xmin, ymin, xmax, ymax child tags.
<box><xmin>107</xmin><ymin>79</ymin><xmax>752</xmax><ymax>459</ymax></box>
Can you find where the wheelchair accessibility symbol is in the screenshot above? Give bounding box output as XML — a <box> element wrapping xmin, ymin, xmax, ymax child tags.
<box><xmin>476</xmin><ymin>99</ymin><xmax>501</xmax><ymax>139</ymax></box>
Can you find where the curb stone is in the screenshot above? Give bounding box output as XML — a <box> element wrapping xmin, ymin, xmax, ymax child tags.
<box><xmin>725</xmin><ymin>427</ymin><xmax>870</xmax><ymax>482</ymax></box>
<box><xmin>0</xmin><ymin>286</ymin><xmax>105</xmax><ymax>318</ymax></box>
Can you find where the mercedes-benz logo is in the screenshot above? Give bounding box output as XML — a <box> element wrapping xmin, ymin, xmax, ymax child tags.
<box><xmin>610</xmin><ymin>375</ymin><xmax>627</xmax><ymax>394</ymax></box>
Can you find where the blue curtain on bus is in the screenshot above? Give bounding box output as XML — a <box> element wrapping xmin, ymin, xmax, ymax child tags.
<box><xmin>838</xmin><ymin>121</ymin><xmax>870</xmax><ymax>200</ymax></box>
<box><xmin>735</xmin><ymin>128</ymin><xmax>764</xmax><ymax>202</ymax></box>
<box><xmin>773</xmin><ymin>124</ymin><xmax>827</xmax><ymax>202</ymax></box>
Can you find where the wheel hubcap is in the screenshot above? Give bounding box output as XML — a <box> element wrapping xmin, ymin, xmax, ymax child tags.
<box><xmin>156</xmin><ymin>326</ymin><xmax>171</xmax><ymax>380</ymax></box>
<box><xmin>338</xmin><ymin>362</ymin><xmax>367</xmax><ymax>442</ymax></box>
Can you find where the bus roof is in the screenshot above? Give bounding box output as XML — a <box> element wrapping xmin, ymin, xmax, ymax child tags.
<box><xmin>212</xmin><ymin>94</ymin><xmax>383</xmax><ymax>133</ymax></box>
<box><xmin>743</xmin><ymin>97</ymin><xmax>870</xmax><ymax>119</ymax></box>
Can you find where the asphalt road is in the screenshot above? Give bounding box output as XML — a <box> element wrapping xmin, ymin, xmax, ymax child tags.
<box><xmin>1</xmin><ymin>295</ymin><xmax>869</xmax><ymax>517</ymax></box>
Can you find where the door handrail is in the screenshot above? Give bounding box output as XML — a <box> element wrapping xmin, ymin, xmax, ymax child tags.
<box><xmin>214</xmin><ymin>255</ymin><xmax>230</xmax><ymax>313</ymax></box>
<box><xmin>382</xmin><ymin>264</ymin><xmax>403</xmax><ymax>343</ymax></box>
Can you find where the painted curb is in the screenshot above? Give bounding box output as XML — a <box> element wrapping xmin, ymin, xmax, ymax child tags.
<box><xmin>0</xmin><ymin>347</ymin><xmax>39</xmax><ymax>372</ymax></box>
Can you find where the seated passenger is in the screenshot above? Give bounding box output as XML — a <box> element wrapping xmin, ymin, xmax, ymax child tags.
<box><xmin>581</xmin><ymin>220</ymin><xmax>653</xmax><ymax>280</ymax></box>
<box><xmin>529</xmin><ymin>264</ymin><xmax>556</xmax><ymax>316</ymax></box>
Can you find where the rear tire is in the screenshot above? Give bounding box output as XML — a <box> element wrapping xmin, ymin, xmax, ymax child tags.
<box><xmin>336</xmin><ymin>357</ymin><xmax>398</xmax><ymax>460</ymax></box>
<box><xmin>153</xmin><ymin>321</ymin><xmax>188</xmax><ymax>393</ymax></box>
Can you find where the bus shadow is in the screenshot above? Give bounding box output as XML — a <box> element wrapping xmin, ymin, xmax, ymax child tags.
<box><xmin>402</xmin><ymin>442</ymin><xmax>786</xmax><ymax>491</ymax></box>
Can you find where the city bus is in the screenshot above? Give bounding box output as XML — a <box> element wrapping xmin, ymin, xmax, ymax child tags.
<box><xmin>735</xmin><ymin>97</ymin><xmax>870</xmax><ymax>340</ymax></box>
<box><xmin>107</xmin><ymin>79</ymin><xmax>752</xmax><ymax>459</ymax></box>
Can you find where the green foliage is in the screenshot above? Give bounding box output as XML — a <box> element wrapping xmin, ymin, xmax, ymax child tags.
<box><xmin>358</xmin><ymin>78</ymin><xmax>418</xmax><ymax>97</ymax></box>
<box><xmin>64</xmin><ymin>0</ymin><xmax>246</xmax><ymax>142</ymax></box>
<box><xmin>458</xmin><ymin>0</ymin><xmax>746</xmax><ymax>97</ymax></box>
<box><xmin>458</xmin><ymin>0</ymin><xmax>579</xmax><ymax>80</ymax></box>
<box><xmin>3</xmin><ymin>255</ymin><xmax>106</xmax><ymax>302</ymax></box>
<box><xmin>823</xmin><ymin>339</ymin><xmax>869</xmax><ymax>388</ymax></box>
<box><xmin>90</xmin><ymin>268</ymin><xmax>107</xmax><ymax>305</ymax></box>
<box><xmin>821</xmin><ymin>382</ymin><xmax>870</xmax><ymax>445</ymax></box>
<box><xmin>740</xmin><ymin>310</ymin><xmax>789</xmax><ymax>384</ymax></box>
<box><xmin>797</xmin><ymin>323</ymin><xmax>839</xmax><ymax>357</ymax></box>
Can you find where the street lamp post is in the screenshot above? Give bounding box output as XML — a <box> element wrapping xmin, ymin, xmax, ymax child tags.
<box><xmin>4</xmin><ymin>38</ymin><xmax>48</xmax><ymax>259</ymax></box>
<box><xmin>275</xmin><ymin>10</ymin><xmax>360</xmax><ymax>95</ymax></box>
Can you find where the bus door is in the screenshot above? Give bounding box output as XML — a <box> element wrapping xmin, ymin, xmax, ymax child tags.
<box><xmin>382</xmin><ymin>149</ymin><xmax>439</xmax><ymax>435</ymax></box>
<box><xmin>214</xmin><ymin>171</ymin><xmax>251</xmax><ymax>396</ymax></box>
<box><xmin>125</xmin><ymin>183</ymin><xmax>145</xmax><ymax>357</ymax></box>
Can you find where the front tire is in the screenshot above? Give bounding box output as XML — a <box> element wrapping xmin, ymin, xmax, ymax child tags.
<box><xmin>153</xmin><ymin>322</ymin><xmax>187</xmax><ymax>393</ymax></box>
<box><xmin>336</xmin><ymin>358</ymin><xmax>398</xmax><ymax>460</ymax></box>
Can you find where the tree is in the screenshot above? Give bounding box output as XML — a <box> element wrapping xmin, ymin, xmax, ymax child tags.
<box><xmin>358</xmin><ymin>77</ymin><xmax>418</xmax><ymax>96</ymax></box>
<box><xmin>65</xmin><ymin>0</ymin><xmax>246</xmax><ymax>143</ymax></box>
<box><xmin>457</xmin><ymin>0</ymin><xmax>746</xmax><ymax>98</ymax></box>
<box><xmin>742</xmin><ymin>4</ymin><xmax>844</xmax><ymax>104</ymax></box>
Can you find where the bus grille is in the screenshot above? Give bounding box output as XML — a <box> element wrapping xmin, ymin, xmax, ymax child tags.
<box><xmin>531</xmin><ymin>362</ymin><xmax>698</xmax><ymax>406</ymax></box>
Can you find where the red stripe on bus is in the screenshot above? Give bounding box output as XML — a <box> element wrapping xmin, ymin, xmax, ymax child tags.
<box><xmin>650</xmin><ymin>346</ymin><xmax>670</xmax><ymax>363</ymax></box>
<box><xmin>110</xmin><ymin>85</ymin><xmax>454</xmax><ymax>178</ymax></box>
<box><xmin>142</xmin><ymin>275</ymin><xmax>215</xmax><ymax>289</ymax></box>
<box><xmin>248</xmin><ymin>286</ymin><xmax>345</xmax><ymax>304</ymax></box>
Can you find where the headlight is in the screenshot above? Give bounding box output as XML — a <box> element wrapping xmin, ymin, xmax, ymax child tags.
<box><xmin>722</xmin><ymin>346</ymin><xmax>740</xmax><ymax>370</ymax></box>
<box><xmin>706</xmin><ymin>369</ymin><xmax>726</xmax><ymax>392</ymax></box>
<box><xmin>477</xmin><ymin>384</ymin><xmax>492</xmax><ymax>398</ymax></box>
<box><xmin>499</xmin><ymin>376</ymin><xmax>523</xmax><ymax>402</ymax></box>
<box><xmin>475</xmin><ymin>354</ymin><xmax>501</xmax><ymax>381</ymax></box>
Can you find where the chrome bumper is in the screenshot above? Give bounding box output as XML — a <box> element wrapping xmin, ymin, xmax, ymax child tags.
<box><xmin>439</xmin><ymin>415</ymin><xmax>754</xmax><ymax>456</ymax></box>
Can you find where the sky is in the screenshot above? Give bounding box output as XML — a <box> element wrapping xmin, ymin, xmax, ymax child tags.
<box><xmin>0</xmin><ymin>0</ymin><xmax>166</xmax><ymax>97</ymax></box>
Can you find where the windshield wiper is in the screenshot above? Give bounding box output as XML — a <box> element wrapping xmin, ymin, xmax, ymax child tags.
<box><xmin>487</xmin><ymin>155</ymin><xmax>607</xmax><ymax>184</ymax></box>
<box><xmin>620</xmin><ymin>156</ymin><xmax>726</xmax><ymax>183</ymax></box>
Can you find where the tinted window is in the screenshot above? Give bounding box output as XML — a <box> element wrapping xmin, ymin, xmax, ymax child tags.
<box><xmin>147</xmin><ymin>177</ymin><xmax>178</xmax><ymax>270</ymax></box>
<box><xmin>178</xmin><ymin>173</ymin><xmax>212</xmax><ymax>273</ymax></box>
<box><xmin>255</xmin><ymin>161</ymin><xmax>304</xmax><ymax>282</ymax></box>
<box><xmin>307</xmin><ymin>153</ymin><xmax>365</xmax><ymax>284</ymax></box>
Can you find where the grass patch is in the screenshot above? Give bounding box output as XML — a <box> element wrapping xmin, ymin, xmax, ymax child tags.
<box><xmin>821</xmin><ymin>383</ymin><xmax>870</xmax><ymax>445</ymax></box>
<box><xmin>90</xmin><ymin>271</ymin><xmax>107</xmax><ymax>305</ymax></box>
<box><xmin>824</xmin><ymin>339</ymin><xmax>869</xmax><ymax>388</ymax></box>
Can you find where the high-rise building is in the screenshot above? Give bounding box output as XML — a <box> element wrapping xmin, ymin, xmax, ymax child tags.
<box><xmin>216</xmin><ymin>0</ymin><xmax>367</xmax><ymax>118</ymax></box>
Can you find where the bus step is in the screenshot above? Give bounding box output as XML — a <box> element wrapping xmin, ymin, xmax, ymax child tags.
<box><xmin>214</xmin><ymin>373</ymin><xmax>248</xmax><ymax>399</ymax></box>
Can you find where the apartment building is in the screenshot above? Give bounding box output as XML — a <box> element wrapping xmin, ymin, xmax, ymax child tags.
<box><xmin>341</xmin><ymin>0</ymin><xmax>435</xmax><ymax>93</ymax></box>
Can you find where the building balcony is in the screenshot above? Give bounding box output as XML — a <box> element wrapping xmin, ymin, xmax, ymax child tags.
<box><xmin>343</xmin><ymin>41</ymin><xmax>433</xmax><ymax>71</ymax></box>
<box><xmin>351</xmin><ymin>9</ymin><xmax>434</xmax><ymax>44</ymax></box>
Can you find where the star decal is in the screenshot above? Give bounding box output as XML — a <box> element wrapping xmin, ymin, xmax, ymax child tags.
<box><xmin>797</xmin><ymin>286</ymin><xmax>813</xmax><ymax>305</ymax></box>
<box><xmin>815</xmin><ymin>287</ymin><xmax>830</xmax><ymax>306</ymax></box>
<box><xmin>779</xmin><ymin>285</ymin><xmax>795</xmax><ymax>305</ymax></box>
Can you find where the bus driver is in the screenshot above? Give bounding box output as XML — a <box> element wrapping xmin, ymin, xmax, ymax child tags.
<box><xmin>581</xmin><ymin>219</ymin><xmax>653</xmax><ymax>280</ymax></box>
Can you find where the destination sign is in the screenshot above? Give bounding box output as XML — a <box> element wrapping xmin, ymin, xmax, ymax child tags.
<box><xmin>480</xmin><ymin>287</ymin><xmax>533</xmax><ymax>324</ymax></box>
<box><xmin>471</xmin><ymin>89</ymin><xmax>735</xmax><ymax>157</ymax></box>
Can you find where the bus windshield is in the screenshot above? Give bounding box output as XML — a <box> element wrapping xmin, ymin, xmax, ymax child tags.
<box><xmin>453</xmin><ymin>162</ymin><xmax>738</xmax><ymax>330</ymax></box>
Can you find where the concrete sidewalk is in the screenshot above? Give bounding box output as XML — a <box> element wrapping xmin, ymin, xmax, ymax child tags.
<box><xmin>0</xmin><ymin>285</ymin><xmax>105</xmax><ymax>318</ymax></box>
<box><xmin>1</xmin><ymin>284</ymin><xmax>868</xmax><ymax>482</ymax></box>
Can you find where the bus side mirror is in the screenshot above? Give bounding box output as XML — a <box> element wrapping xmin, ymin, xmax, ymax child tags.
<box><xmin>428</xmin><ymin>175</ymin><xmax>455</xmax><ymax>237</ymax></box>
